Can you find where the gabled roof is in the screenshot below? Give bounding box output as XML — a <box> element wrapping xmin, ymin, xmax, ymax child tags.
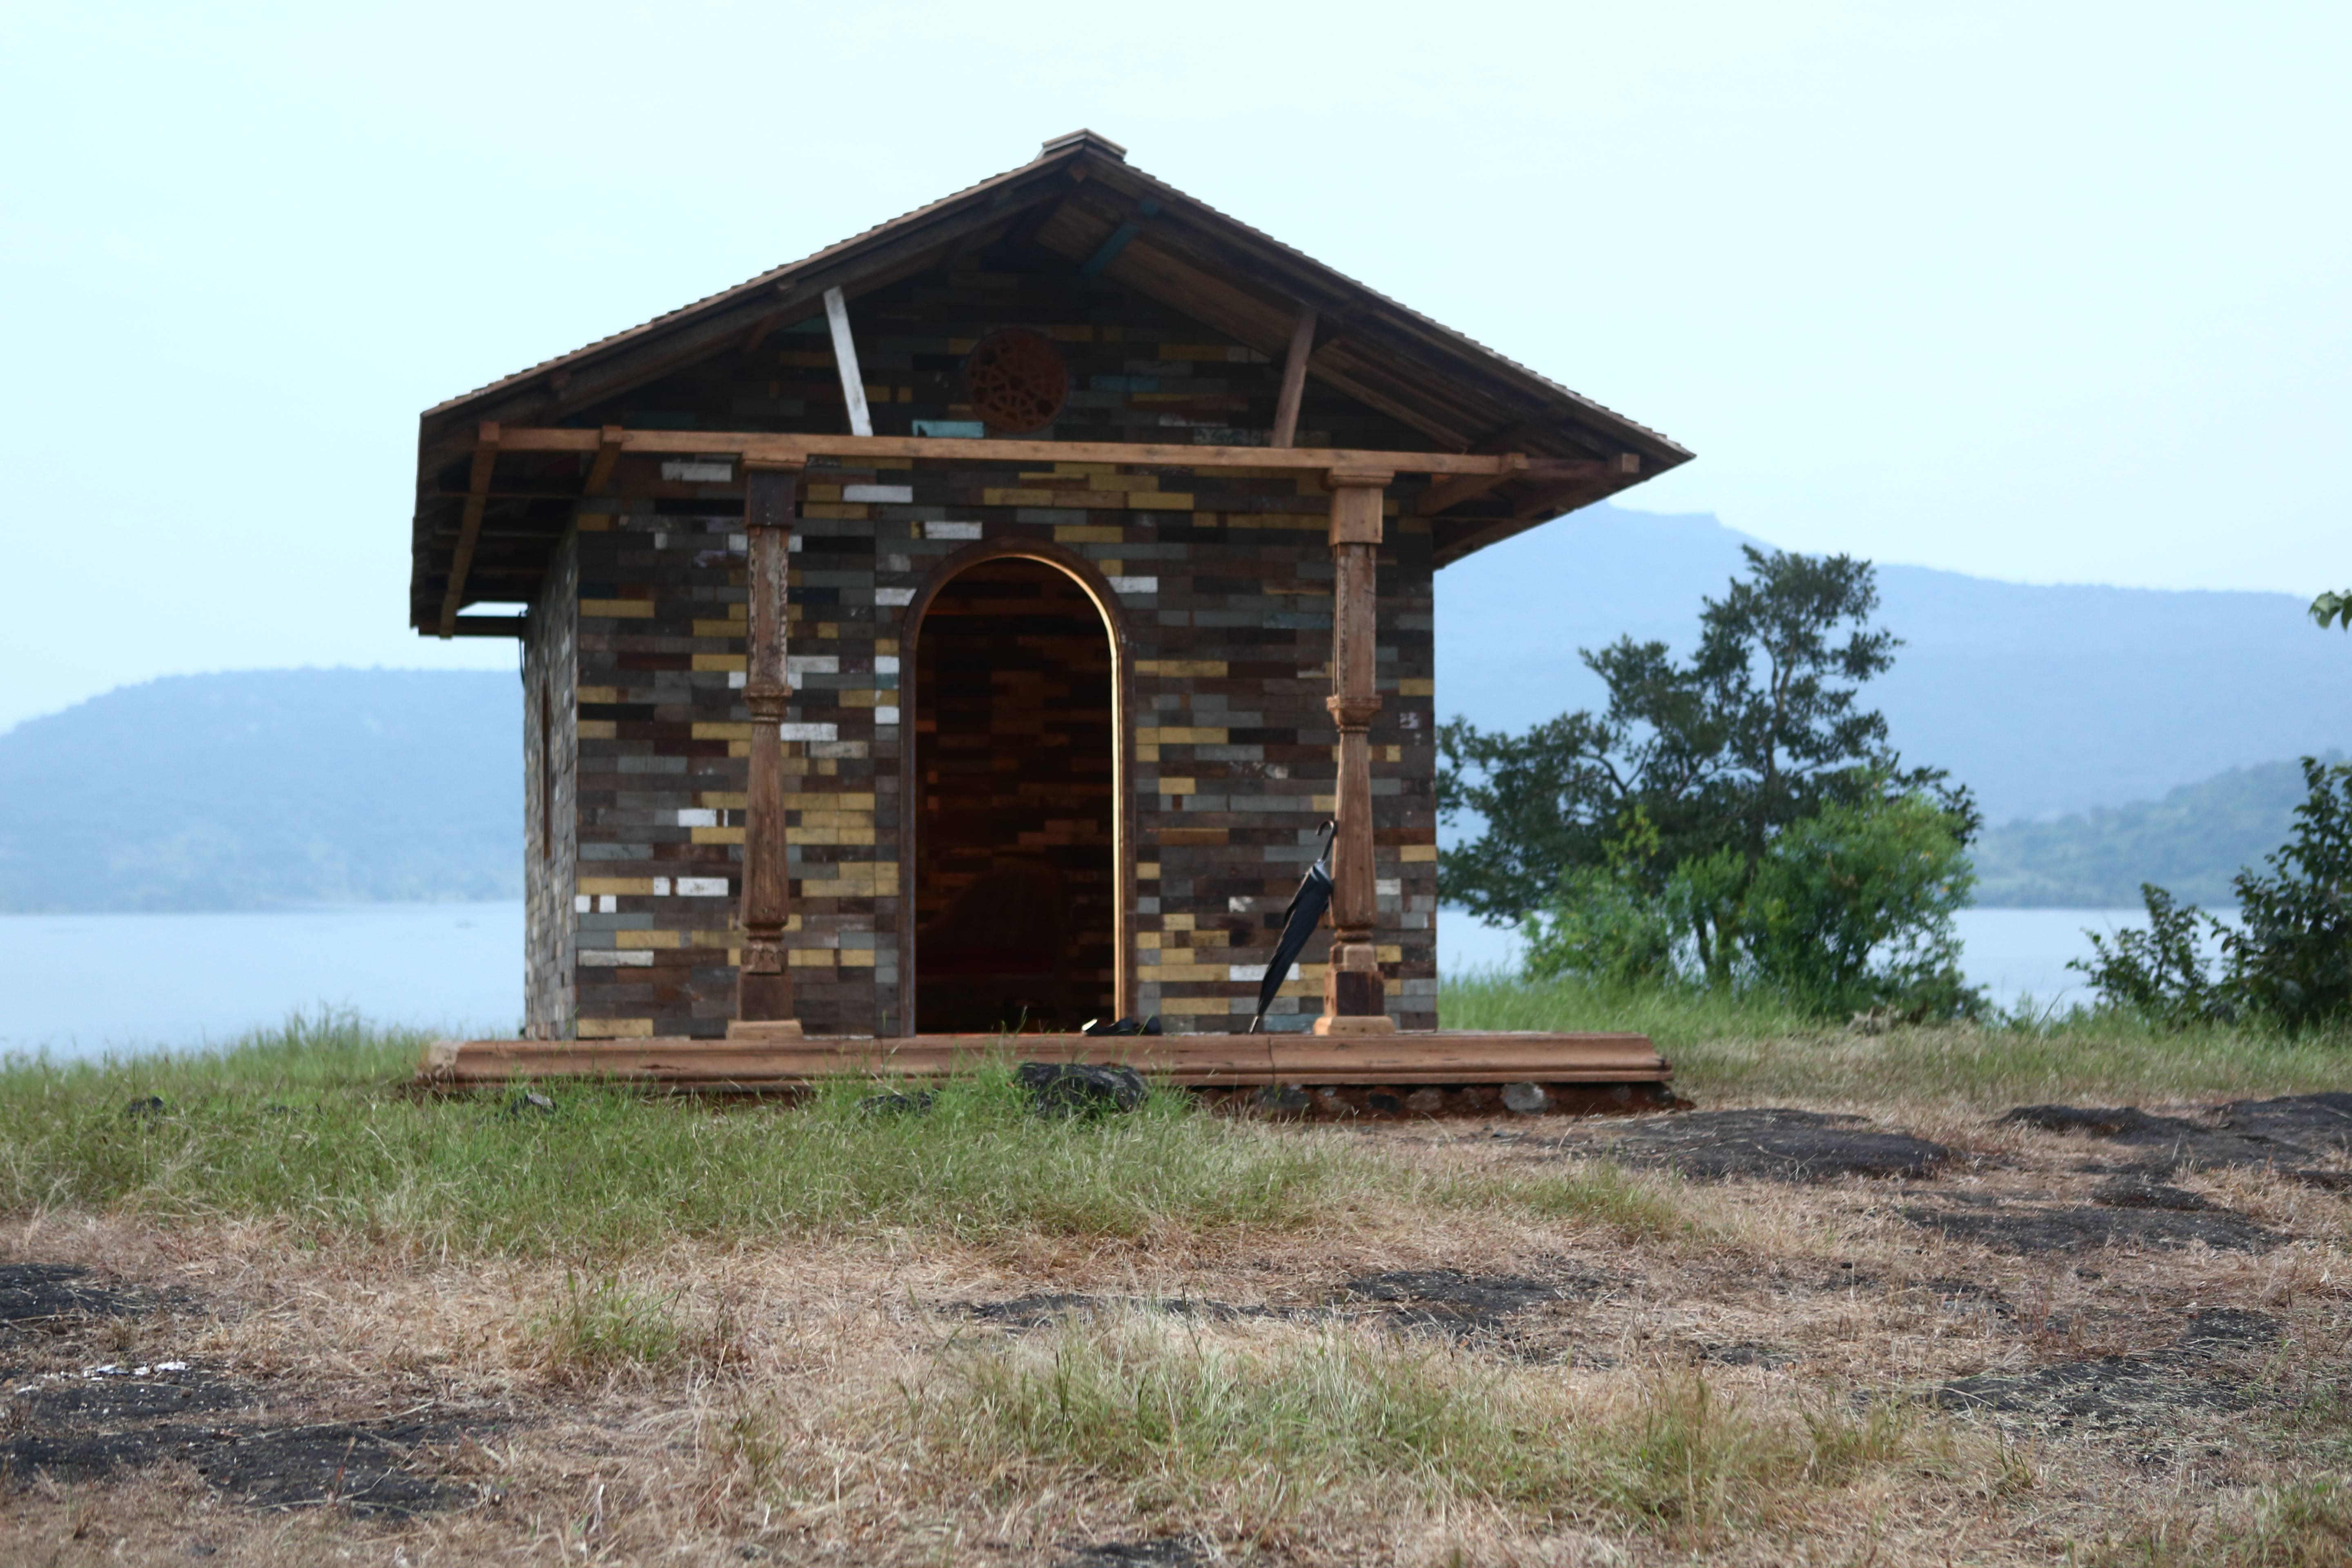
<box><xmin>413</xmin><ymin>131</ymin><xmax>1690</xmax><ymax>590</ymax></box>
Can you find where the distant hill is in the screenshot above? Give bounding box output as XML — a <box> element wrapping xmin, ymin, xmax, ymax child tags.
<box><xmin>0</xmin><ymin>670</ymin><xmax>520</xmax><ymax>911</ymax></box>
<box><xmin>1435</xmin><ymin>505</ymin><xmax>2352</xmax><ymax>824</ymax></box>
<box><xmin>8</xmin><ymin>514</ymin><xmax>2350</xmax><ymax>913</ymax></box>
<box><xmin>1969</xmin><ymin>754</ymin><xmax>2338</xmax><ymax>909</ymax></box>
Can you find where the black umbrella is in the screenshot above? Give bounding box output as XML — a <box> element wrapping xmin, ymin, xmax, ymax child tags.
<box><xmin>1251</xmin><ymin>822</ymin><xmax>1336</xmax><ymax>1033</ymax></box>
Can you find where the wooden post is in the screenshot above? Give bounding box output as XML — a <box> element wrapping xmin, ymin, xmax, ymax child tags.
<box><xmin>730</xmin><ymin>459</ymin><xmax>806</xmax><ymax>1038</ymax></box>
<box><xmin>1317</xmin><ymin>469</ymin><xmax>1396</xmax><ymax>1035</ymax></box>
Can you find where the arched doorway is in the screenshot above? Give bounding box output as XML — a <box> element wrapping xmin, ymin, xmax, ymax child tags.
<box><xmin>909</xmin><ymin>555</ymin><xmax>1119</xmax><ymax>1032</ymax></box>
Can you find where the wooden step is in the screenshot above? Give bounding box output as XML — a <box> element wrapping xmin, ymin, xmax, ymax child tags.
<box><xmin>417</xmin><ymin>1031</ymin><xmax>1668</xmax><ymax>1089</ymax></box>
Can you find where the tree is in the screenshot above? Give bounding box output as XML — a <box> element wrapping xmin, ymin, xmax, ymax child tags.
<box><xmin>2311</xmin><ymin>590</ymin><xmax>2352</xmax><ymax>631</ymax></box>
<box><xmin>2071</xmin><ymin>758</ymin><xmax>2352</xmax><ymax>1033</ymax></box>
<box><xmin>1439</xmin><ymin>546</ymin><xmax>1977</xmax><ymax>976</ymax></box>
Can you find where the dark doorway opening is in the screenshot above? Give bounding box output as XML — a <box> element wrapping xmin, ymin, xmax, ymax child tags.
<box><xmin>913</xmin><ymin>557</ymin><xmax>1117</xmax><ymax>1032</ymax></box>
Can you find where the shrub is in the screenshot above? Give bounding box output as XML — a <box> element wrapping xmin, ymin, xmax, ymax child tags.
<box><xmin>1521</xmin><ymin>788</ymin><xmax>1978</xmax><ymax>1018</ymax></box>
<box><xmin>1743</xmin><ymin>791</ymin><xmax>1976</xmax><ymax>1017</ymax></box>
<box><xmin>2224</xmin><ymin>757</ymin><xmax>2352</xmax><ymax>1031</ymax></box>
<box><xmin>2074</xmin><ymin>758</ymin><xmax>2352</xmax><ymax>1033</ymax></box>
<box><xmin>2069</xmin><ymin>883</ymin><xmax>2229</xmax><ymax>1029</ymax></box>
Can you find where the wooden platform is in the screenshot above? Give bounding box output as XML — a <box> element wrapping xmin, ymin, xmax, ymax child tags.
<box><xmin>418</xmin><ymin>1031</ymin><xmax>1669</xmax><ymax>1092</ymax></box>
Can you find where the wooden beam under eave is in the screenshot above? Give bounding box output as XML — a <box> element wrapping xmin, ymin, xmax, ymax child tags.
<box><xmin>1270</xmin><ymin>308</ymin><xmax>1316</xmax><ymax>448</ymax></box>
<box><xmin>1510</xmin><ymin>454</ymin><xmax>1642</xmax><ymax>520</ymax></box>
<box><xmin>435</xmin><ymin>422</ymin><xmax>501</xmax><ymax>638</ymax></box>
<box><xmin>490</xmin><ymin>425</ymin><xmax>1526</xmax><ymax>477</ymax></box>
<box><xmin>1430</xmin><ymin>459</ymin><xmax>1647</xmax><ymax>568</ymax></box>
<box><xmin>450</xmin><ymin>615</ymin><xmax>526</xmax><ymax>638</ymax></box>
<box><xmin>1416</xmin><ymin>453</ymin><xmax>1532</xmax><ymax>516</ymax></box>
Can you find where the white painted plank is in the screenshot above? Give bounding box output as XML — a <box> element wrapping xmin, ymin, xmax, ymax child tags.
<box><xmin>824</xmin><ymin>287</ymin><xmax>873</xmax><ymax>439</ymax></box>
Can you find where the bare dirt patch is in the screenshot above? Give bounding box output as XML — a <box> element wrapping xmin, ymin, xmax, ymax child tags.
<box><xmin>1929</xmin><ymin>1309</ymin><xmax>2286</xmax><ymax>1437</ymax></box>
<box><xmin>1564</xmin><ymin>1106</ymin><xmax>1954</xmax><ymax>1181</ymax></box>
<box><xmin>2001</xmin><ymin>1091</ymin><xmax>2352</xmax><ymax>1185</ymax></box>
<box><xmin>0</xmin><ymin>1263</ymin><xmax>156</xmax><ymax>1328</ymax></box>
<box><xmin>0</xmin><ymin>1261</ymin><xmax>487</xmax><ymax>1519</ymax></box>
<box><xmin>1902</xmin><ymin>1200</ymin><xmax>2283</xmax><ymax>1254</ymax></box>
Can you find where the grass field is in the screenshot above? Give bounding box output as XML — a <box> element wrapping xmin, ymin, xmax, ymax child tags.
<box><xmin>0</xmin><ymin>995</ymin><xmax>2344</xmax><ymax>1566</ymax></box>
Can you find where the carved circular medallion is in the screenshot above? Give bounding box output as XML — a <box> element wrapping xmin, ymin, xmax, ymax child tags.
<box><xmin>963</xmin><ymin>328</ymin><xmax>1069</xmax><ymax>434</ymax></box>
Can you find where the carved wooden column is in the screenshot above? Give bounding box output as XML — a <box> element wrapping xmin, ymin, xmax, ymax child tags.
<box><xmin>1317</xmin><ymin>468</ymin><xmax>1396</xmax><ymax>1036</ymax></box>
<box><xmin>729</xmin><ymin>459</ymin><xmax>806</xmax><ymax>1038</ymax></box>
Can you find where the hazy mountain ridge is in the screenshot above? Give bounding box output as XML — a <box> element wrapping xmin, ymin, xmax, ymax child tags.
<box><xmin>0</xmin><ymin>670</ymin><xmax>520</xmax><ymax>912</ymax></box>
<box><xmin>4</xmin><ymin>509</ymin><xmax>2343</xmax><ymax>911</ymax></box>
<box><xmin>1969</xmin><ymin>753</ymin><xmax>2341</xmax><ymax>909</ymax></box>
<box><xmin>1434</xmin><ymin>506</ymin><xmax>2352</xmax><ymax>824</ymax></box>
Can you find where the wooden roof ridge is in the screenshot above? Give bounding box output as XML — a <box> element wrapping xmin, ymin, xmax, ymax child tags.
<box><xmin>417</xmin><ymin>132</ymin><xmax>1691</xmax><ymax>474</ymax></box>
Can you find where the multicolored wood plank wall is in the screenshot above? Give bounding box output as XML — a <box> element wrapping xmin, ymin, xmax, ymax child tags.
<box><xmin>520</xmin><ymin>261</ymin><xmax>1441</xmax><ymax>1039</ymax></box>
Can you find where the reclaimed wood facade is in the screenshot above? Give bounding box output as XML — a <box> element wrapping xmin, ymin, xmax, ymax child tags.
<box><xmin>513</xmin><ymin>267</ymin><xmax>1440</xmax><ymax>1038</ymax></box>
<box><xmin>411</xmin><ymin>132</ymin><xmax>1690</xmax><ymax>1047</ymax></box>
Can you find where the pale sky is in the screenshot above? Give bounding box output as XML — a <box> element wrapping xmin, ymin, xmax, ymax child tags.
<box><xmin>2</xmin><ymin>1</ymin><xmax>2343</xmax><ymax>734</ymax></box>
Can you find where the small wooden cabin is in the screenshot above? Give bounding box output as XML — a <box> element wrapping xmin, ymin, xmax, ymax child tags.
<box><xmin>408</xmin><ymin>131</ymin><xmax>1688</xmax><ymax>1060</ymax></box>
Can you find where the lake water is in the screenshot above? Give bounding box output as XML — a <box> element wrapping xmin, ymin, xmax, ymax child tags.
<box><xmin>0</xmin><ymin>900</ymin><xmax>2166</xmax><ymax>1058</ymax></box>
<box><xmin>1438</xmin><ymin>905</ymin><xmax>2170</xmax><ymax>1012</ymax></box>
<box><xmin>0</xmin><ymin>903</ymin><xmax>526</xmax><ymax>1058</ymax></box>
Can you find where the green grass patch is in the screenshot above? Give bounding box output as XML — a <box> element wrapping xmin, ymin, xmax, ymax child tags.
<box><xmin>0</xmin><ymin>1013</ymin><xmax>1355</xmax><ymax>1258</ymax></box>
<box><xmin>912</xmin><ymin>1314</ymin><xmax>1984</xmax><ymax>1540</ymax></box>
<box><xmin>1441</xmin><ymin>972</ymin><xmax>2352</xmax><ymax>1109</ymax></box>
<box><xmin>1426</xmin><ymin>1156</ymin><xmax>1695</xmax><ymax>1241</ymax></box>
<box><xmin>2092</xmin><ymin>1479</ymin><xmax>2352</xmax><ymax>1566</ymax></box>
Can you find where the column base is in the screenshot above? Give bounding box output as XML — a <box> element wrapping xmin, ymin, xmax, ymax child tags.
<box><xmin>1312</xmin><ymin>1013</ymin><xmax>1399</xmax><ymax>1036</ymax></box>
<box><xmin>726</xmin><ymin>1018</ymin><xmax>805</xmax><ymax>1040</ymax></box>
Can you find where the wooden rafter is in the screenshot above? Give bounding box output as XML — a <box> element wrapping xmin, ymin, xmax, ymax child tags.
<box><xmin>1270</xmin><ymin>307</ymin><xmax>1316</xmax><ymax>448</ymax></box>
<box><xmin>584</xmin><ymin>425</ymin><xmax>625</xmax><ymax>496</ymax></box>
<box><xmin>434</xmin><ymin>421</ymin><xmax>501</xmax><ymax>638</ymax></box>
<box><xmin>823</xmin><ymin>287</ymin><xmax>873</xmax><ymax>438</ymax></box>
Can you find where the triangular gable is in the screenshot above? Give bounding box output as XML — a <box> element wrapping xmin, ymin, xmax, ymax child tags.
<box><xmin>409</xmin><ymin>134</ymin><xmax>1691</xmax><ymax>633</ymax></box>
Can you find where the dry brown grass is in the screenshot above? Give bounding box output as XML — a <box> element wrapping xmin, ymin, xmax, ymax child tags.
<box><xmin>2</xmin><ymin>1044</ymin><xmax>2348</xmax><ymax>1564</ymax></box>
<box><xmin>0</xmin><ymin>1006</ymin><xmax>2342</xmax><ymax>1568</ymax></box>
